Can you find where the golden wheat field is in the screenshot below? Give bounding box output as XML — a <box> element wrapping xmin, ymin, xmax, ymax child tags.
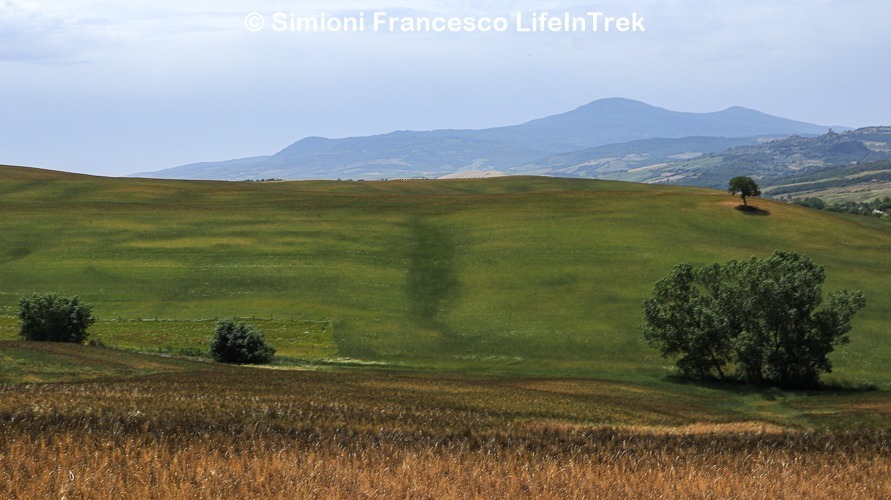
<box><xmin>4</xmin><ymin>427</ymin><xmax>891</xmax><ymax>498</ymax></box>
<box><xmin>1</xmin><ymin>360</ymin><xmax>889</xmax><ymax>499</ymax></box>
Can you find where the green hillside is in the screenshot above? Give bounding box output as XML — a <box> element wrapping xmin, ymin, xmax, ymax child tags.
<box><xmin>1</xmin><ymin>165</ymin><xmax>889</xmax><ymax>385</ymax></box>
<box><xmin>601</xmin><ymin>128</ymin><xmax>891</xmax><ymax>204</ymax></box>
<box><xmin>0</xmin><ymin>340</ymin><xmax>212</xmax><ymax>383</ymax></box>
<box><xmin>763</xmin><ymin>160</ymin><xmax>891</xmax><ymax>204</ymax></box>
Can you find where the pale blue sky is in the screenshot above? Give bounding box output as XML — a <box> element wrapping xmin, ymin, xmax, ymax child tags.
<box><xmin>2</xmin><ymin>0</ymin><xmax>889</xmax><ymax>176</ymax></box>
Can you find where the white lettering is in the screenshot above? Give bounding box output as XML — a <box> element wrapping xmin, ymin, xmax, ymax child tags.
<box><xmin>632</xmin><ymin>13</ymin><xmax>645</xmax><ymax>32</ymax></box>
<box><xmin>516</xmin><ymin>12</ymin><xmax>530</xmax><ymax>32</ymax></box>
<box><xmin>587</xmin><ymin>12</ymin><xmax>603</xmax><ymax>32</ymax></box>
<box><xmin>373</xmin><ymin>11</ymin><xmax>387</xmax><ymax>32</ymax></box>
<box><xmin>257</xmin><ymin>10</ymin><xmax>644</xmax><ymax>35</ymax></box>
<box><xmin>272</xmin><ymin>12</ymin><xmax>288</xmax><ymax>32</ymax></box>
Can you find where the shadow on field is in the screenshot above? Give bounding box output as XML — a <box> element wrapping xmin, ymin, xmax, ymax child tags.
<box><xmin>664</xmin><ymin>374</ymin><xmax>879</xmax><ymax>400</ymax></box>
<box><xmin>406</xmin><ymin>217</ymin><xmax>458</xmax><ymax>331</ymax></box>
<box><xmin>330</xmin><ymin>216</ymin><xmax>460</xmax><ymax>359</ymax></box>
<box><xmin>735</xmin><ymin>205</ymin><xmax>770</xmax><ymax>216</ymax></box>
<box><xmin>1</xmin><ymin>244</ymin><xmax>32</xmax><ymax>263</ymax></box>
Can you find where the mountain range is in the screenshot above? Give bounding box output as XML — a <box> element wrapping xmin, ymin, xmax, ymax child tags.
<box><xmin>132</xmin><ymin>98</ymin><xmax>834</xmax><ymax>181</ymax></box>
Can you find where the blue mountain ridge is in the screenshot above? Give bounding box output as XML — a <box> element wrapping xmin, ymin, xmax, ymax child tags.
<box><xmin>132</xmin><ymin>98</ymin><xmax>834</xmax><ymax>181</ymax></box>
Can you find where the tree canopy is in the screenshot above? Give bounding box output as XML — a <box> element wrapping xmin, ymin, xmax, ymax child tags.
<box><xmin>728</xmin><ymin>176</ymin><xmax>761</xmax><ymax>206</ymax></box>
<box><xmin>209</xmin><ymin>319</ymin><xmax>276</xmax><ymax>364</ymax></box>
<box><xmin>18</xmin><ymin>292</ymin><xmax>95</xmax><ymax>343</ymax></box>
<box><xmin>641</xmin><ymin>251</ymin><xmax>865</xmax><ymax>388</ymax></box>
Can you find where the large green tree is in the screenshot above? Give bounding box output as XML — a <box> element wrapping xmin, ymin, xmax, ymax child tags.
<box><xmin>728</xmin><ymin>176</ymin><xmax>761</xmax><ymax>207</ymax></box>
<box><xmin>18</xmin><ymin>292</ymin><xmax>95</xmax><ymax>343</ymax></box>
<box><xmin>642</xmin><ymin>251</ymin><xmax>865</xmax><ymax>388</ymax></box>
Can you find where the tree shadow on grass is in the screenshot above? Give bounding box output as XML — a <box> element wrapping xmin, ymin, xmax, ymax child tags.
<box><xmin>664</xmin><ymin>374</ymin><xmax>878</xmax><ymax>400</ymax></box>
<box><xmin>735</xmin><ymin>205</ymin><xmax>770</xmax><ymax>216</ymax></box>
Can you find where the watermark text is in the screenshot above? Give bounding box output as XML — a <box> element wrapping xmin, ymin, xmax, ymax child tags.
<box><xmin>243</xmin><ymin>11</ymin><xmax>645</xmax><ymax>34</ymax></box>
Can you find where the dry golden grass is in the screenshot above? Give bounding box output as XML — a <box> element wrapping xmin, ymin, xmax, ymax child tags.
<box><xmin>0</xmin><ymin>368</ymin><xmax>889</xmax><ymax>498</ymax></box>
<box><xmin>2</xmin><ymin>424</ymin><xmax>889</xmax><ymax>498</ymax></box>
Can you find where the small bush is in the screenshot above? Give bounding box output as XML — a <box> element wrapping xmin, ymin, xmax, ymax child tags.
<box><xmin>209</xmin><ymin>319</ymin><xmax>275</xmax><ymax>364</ymax></box>
<box><xmin>87</xmin><ymin>337</ymin><xmax>107</xmax><ymax>348</ymax></box>
<box><xmin>18</xmin><ymin>292</ymin><xmax>95</xmax><ymax>343</ymax></box>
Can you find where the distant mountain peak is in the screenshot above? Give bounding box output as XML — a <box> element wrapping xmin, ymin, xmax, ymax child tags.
<box><xmin>577</xmin><ymin>97</ymin><xmax>654</xmax><ymax>108</ymax></box>
<box><xmin>134</xmin><ymin>98</ymin><xmax>837</xmax><ymax>181</ymax></box>
<box><xmin>561</xmin><ymin>97</ymin><xmax>664</xmax><ymax>115</ymax></box>
<box><xmin>717</xmin><ymin>105</ymin><xmax>771</xmax><ymax>116</ymax></box>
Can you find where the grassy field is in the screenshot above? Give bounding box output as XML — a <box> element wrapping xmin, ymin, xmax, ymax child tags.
<box><xmin>0</xmin><ymin>341</ymin><xmax>211</xmax><ymax>383</ymax></box>
<box><xmin>2</xmin><ymin>165</ymin><xmax>890</xmax><ymax>386</ymax></box>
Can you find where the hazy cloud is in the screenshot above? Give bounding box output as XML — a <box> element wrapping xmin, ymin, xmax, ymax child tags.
<box><xmin>1</xmin><ymin>1</ymin><xmax>890</xmax><ymax>175</ymax></box>
<box><xmin>0</xmin><ymin>0</ymin><xmax>98</xmax><ymax>62</ymax></box>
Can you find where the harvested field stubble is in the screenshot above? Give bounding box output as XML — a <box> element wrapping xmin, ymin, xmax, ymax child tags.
<box><xmin>1</xmin><ymin>420</ymin><xmax>889</xmax><ymax>498</ymax></box>
<box><xmin>0</xmin><ymin>370</ymin><xmax>889</xmax><ymax>498</ymax></box>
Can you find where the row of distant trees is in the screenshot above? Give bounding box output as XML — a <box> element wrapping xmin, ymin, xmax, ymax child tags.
<box><xmin>794</xmin><ymin>196</ymin><xmax>891</xmax><ymax>218</ymax></box>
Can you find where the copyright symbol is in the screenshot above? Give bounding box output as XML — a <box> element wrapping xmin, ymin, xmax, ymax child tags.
<box><xmin>244</xmin><ymin>12</ymin><xmax>265</xmax><ymax>32</ymax></box>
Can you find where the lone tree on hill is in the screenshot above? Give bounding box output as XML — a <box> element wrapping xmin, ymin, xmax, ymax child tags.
<box><xmin>18</xmin><ymin>292</ymin><xmax>95</xmax><ymax>343</ymax></box>
<box><xmin>641</xmin><ymin>251</ymin><xmax>866</xmax><ymax>389</ymax></box>
<box><xmin>728</xmin><ymin>176</ymin><xmax>761</xmax><ymax>207</ymax></box>
<box><xmin>209</xmin><ymin>319</ymin><xmax>276</xmax><ymax>364</ymax></box>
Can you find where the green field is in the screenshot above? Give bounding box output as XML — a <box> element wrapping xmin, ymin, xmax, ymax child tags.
<box><xmin>2</xmin><ymin>165</ymin><xmax>890</xmax><ymax>387</ymax></box>
<box><xmin>2</xmin><ymin>341</ymin><xmax>889</xmax><ymax>428</ymax></box>
<box><xmin>3</xmin><ymin>165</ymin><xmax>891</xmax><ymax>496</ymax></box>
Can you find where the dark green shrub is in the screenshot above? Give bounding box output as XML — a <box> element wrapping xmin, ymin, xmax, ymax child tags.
<box><xmin>209</xmin><ymin>319</ymin><xmax>275</xmax><ymax>364</ymax></box>
<box><xmin>18</xmin><ymin>292</ymin><xmax>95</xmax><ymax>343</ymax></box>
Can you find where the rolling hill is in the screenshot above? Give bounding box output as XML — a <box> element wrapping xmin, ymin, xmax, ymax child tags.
<box><xmin>602</xmin><ymin>127</ymin><xmax>891</xmax><ymax>197</ymax></box>
<box><xmin>2</xmin><ymin>165</ymin><xmax>889</xmax><ymax>499</ymax></box>
<box><xmin>508</xmin><ymin>136</ymin><xmax>766</xmax><ymax>177</ymax></box>
<box><xmin>764</xmin><ymin>159</ymin><xmax>891</xmax><ymax>204</ymax></box>
<box><xmin>2</xmin><ymin>165</ymin><xmax>889</xmax><ymax>386</ymax></box>
<box><xmin>132</xmin><ymin>98</ymin><xmax>832</xmax><ymax>181</ymax></box>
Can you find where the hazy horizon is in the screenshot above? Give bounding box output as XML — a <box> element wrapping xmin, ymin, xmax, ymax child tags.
<box><xmin>2</xmin><ymin>1</ymin><xmax>890</xmax><ymax>177</ymax></box>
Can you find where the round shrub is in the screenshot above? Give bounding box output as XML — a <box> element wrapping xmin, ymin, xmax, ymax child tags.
<box><xmin>209</xmin><ymin>319</ymin><xmax>276</xmax><ymax>364</ymax></box>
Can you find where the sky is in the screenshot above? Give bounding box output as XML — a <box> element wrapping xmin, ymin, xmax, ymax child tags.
<box><xmin>2</xmin><ymin>0</ymin><xmax>890</xmax><ymax>177</ymax></box>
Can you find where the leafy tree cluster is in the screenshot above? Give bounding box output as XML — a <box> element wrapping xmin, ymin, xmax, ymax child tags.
<box><xmin>793</xmin><ymin>196</ymin><xmax>891</xmax><ymax>219</ymax></box>
<box><xmin>791</xmin><ymin>197</ymin><xmax>827</xmax><ymax>210</ymax></box>
<box><xmin>209</xmin><ymin>319</ymin><xmax>276</xmax><ymax>364</ymax></box>
<box><xmin>642</xmin><ymin>251</ymin><xmax>865</xmax><ymax>389</ymax></box>
<box><xmin>18</xmin><ymin>292</ymin><xmax>95</xmax><ymax>343</ymax></box>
